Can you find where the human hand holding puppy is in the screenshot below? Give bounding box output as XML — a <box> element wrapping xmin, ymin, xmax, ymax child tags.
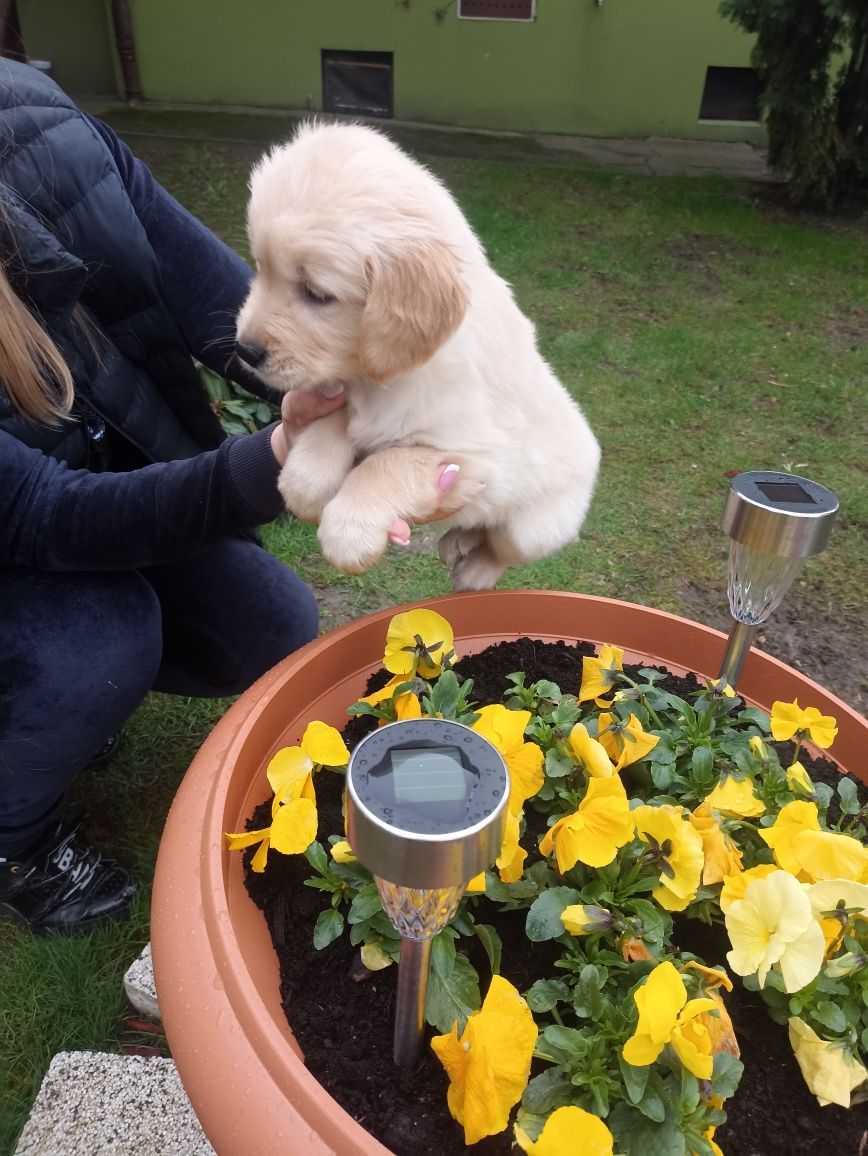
<box><xmin>270</xmin><ymin>385</ymin><xmax>463</xmax><ymax>543</ymax></box>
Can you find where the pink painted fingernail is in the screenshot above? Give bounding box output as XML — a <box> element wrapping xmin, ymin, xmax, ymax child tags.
<box><xmin>319</xmin><ymin>382</ymin><xmax>345</xmax><ymax>399</ymax></box>
<box><xmin>438</xmin><ymin>463</ymin><xmax>460</xmax><ymax>492</ymax></box>
<box><xmin>389</xmin><ymin>533</ymin><xmax>411</xmax><ymax>546</ymax></box>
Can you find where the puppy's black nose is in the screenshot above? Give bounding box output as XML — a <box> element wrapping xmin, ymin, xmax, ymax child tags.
<box><xmin>236</xmin><ymin>339</ymin><xmax>267</xmax><ymax>368</ymax></box>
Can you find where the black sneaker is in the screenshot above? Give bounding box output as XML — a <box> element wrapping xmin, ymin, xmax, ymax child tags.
<box><xmin>0</xmin><ymin>817</ymin><xmax>135</xmax><ymax>934</ymax></box>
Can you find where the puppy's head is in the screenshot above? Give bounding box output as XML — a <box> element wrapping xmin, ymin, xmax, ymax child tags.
<box><xmin>235</xmin><ymin>123</ymin><xmax>469</xmax><ymax>391</ymax></box>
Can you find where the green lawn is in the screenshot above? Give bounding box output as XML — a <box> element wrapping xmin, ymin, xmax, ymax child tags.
<box><xmin>2</xmin><ymin>110</ymin><xmax>866</xmax><ymax>1154</ymax></box>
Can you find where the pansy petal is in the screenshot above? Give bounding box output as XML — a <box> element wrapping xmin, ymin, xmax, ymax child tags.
<box><xmin>778</xmin><ymin>919</ymin><xmax>826</xmax><ymax>993</ymax></box>
<box><xmin>568</xmin><ymin>723</ymin><xmax>615</xmax><ymax>778</ymax></box>
<box><xmin>788</xmin><ymin>1017</ymin><xmax>868</xmax><ymax>1108</ymax></box>
<box><xmin>301</xmin><ymin>721</ymin><xmax>350</xmax><ymax>767</ymax></box>
<box><xmin>431</xmin><ymin>976</ymin><xmax>536</xmax><ymax>1146</ymax></box>
<box><xmin>770</xmin><ymin>699</ymin><xmax>803</xmax><ymax>742</ymax></box>
<box><xmin>515</xmin><ymin>1105</ymin><xmax>614</xmax><ymax>1156</ymax></box>
<box><xmin>267</xmin><ymin>746</ymin><xmax>313</xmax><ymax>801</ymax></box>
<box><xmin>671</xmin><ymin>1021</ymin><xmax>714</xmax><ymax>1080</ymax></box>
<box><xmin>269</xmin><ymin>796</ymin><xmax>318</xmax><ymax>855</ymax></box>
<box><xmin>793</xmin><ymin>829</ymin><xmax>868</xmax><ymax>883</ymax></box>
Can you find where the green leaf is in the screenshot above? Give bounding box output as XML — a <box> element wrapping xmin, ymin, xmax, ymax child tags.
<box><xmin>348</xmin><ymin>886</ymin><xmax>384</xmax><ymax>924</ymax></box>
<box><xmin>424</xmin><ymin>951</ymin><xmax>481</xmax><ymax>1033</ymax></box>
<box><xmin>540</xmin><ymin>1024</ymin><xmax>588</xmax><ymax>1065</ymax></box>
<box><xmin>737</xmin><ymin>707</ymin><xmax>770</xmax><ymax>728</ymax></box>
<box><xmin>837</xmin><ymin>777</ymin><xmax>861</xmax><ymax>815</ymax></box>
<box><xmin>522</xmin><ymin>1067</ymin><xmax>575</xmax><ymax>1115</ymax></box>
<box><xmin>526</xmin><ymin>887</ymin><xmax>581</xmax><ymax>941</ymax></box>
<box><xmin>431</xmin><ymin>927</ymin><xmax>457</xmax><ymax>981</ymax></box>
<box><xmin>619</xmin><ymin>1055</ymin><xmax>649</xmax><ymax>1105</ymax></box>
<box><xmin>545</xmin><ymin>749</ymin><xmax>575</xmax><ymax>778</ymax></box>
<box><xmin>424</xmin><ymin>669</ymin><xmax>461</xmax><ymax>719</ymax></box>
<box><xmin>711</xmin><ymin>1051</ymin><xmax>744</xmax><ymax>1100</ymax></box>
<box><xmin>691</xmin><ymin>746</ymin><xmax>714</xmax><ymax>782</ymax></box>
<box><xmin>304</xmin><ymin>841</ymin><xmax>329</xmax><ymax>876</ymax></box>
<box><xmin>473</xmin><ymin>923</ymin><xmax>502</xmax><ymax>976</ymax></box>
<box><xmin>608</xmin><ymin>1101</ymin><xmax>687</xmax><ymax>1156</ymax></box>
<box><xmin>313</xmin><ymin>908</ymin><xmax>344</xmax><ymax>950</ymax></box>
<box><xmin>812</xmin><ymin>1000</ymin><xmax>848</xmax><ymax>1033</ymax></box>
<box><xmin>680</xmin><ymin>1067</ymin><xmax>700</xmax><ymax>1113</ymax></box>
<box><xmin>526</xmin><ymin>978</ymin><xmax>570</xmax><ymax>1013</ymax></box>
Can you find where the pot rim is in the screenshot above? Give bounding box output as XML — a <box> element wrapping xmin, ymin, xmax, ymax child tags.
<box><xmin>153</xmin><ymin>590</ymin><xmax>867</xmax><ymax>1156</ymax></box>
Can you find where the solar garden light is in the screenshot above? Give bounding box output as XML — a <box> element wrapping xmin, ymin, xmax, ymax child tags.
<box><xmin>718</xmin><ymin>470</ymin><xmax>838</xmax><ymax>691</ymax></box>
<box><xmin>346</xmin><ymin>718</ymin><xmax>509</xmax><ymax>1070</ymax></box>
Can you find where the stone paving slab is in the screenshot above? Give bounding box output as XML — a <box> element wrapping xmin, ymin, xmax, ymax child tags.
<box><xmin>13</xmin><ymin>1052</ymin><xmax>215</xmax><ymax>1156</ymax></box>
<box><xmin>123</xmin><ymin>943</ymin><xmax>161</xmax><ymax>1022</ymax></box>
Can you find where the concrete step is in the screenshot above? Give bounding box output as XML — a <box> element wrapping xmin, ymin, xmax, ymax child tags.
<box><xmin>13</xmin><ymin>1051</ymin><xmax>215</xmax><ymax>1156</ymax></box>
<box><xmin>123</xmin><ymin>943</ymin><xmax>161</xmax><ymax>1022</ymax></box>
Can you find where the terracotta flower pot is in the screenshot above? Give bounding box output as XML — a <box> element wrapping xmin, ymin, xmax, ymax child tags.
<box><xmin>151</xmin><ymin>591</ymin><xmax>868</xmax><ymax>1156</ymax></box>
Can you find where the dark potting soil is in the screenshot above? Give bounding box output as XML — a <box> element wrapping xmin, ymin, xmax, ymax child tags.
<box><xmin>242</xmin><ymin>639</ymin><xmax>868</xmax><ymax>1156</ymax></box>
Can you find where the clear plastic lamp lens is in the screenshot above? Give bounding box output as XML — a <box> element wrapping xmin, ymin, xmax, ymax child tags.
<box><xmin>727</xmin><ymin>540</ymin><xmax>806</xmax><ymax>625</ymax></box>
<box><xmin>374</xmin><ymin>879</ymin><xmax>466</xmax><ymax>941</ymax></box>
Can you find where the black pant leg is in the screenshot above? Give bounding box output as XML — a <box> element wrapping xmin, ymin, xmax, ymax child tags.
<box><xmin>0</xmin><ymin>567</ymin><xmax>163</xmax><ymax>855</ymax></box>
<box><xmin>141</xmin><ymin>537</ymin><xmax>319</xmax><ymax>698</ymax></box>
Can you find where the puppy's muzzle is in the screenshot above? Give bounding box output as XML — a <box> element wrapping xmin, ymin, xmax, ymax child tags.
<box><xmin>235</xmin><ymin>338</ymin><xmax>267</xmax><ymax>369</ymax></box>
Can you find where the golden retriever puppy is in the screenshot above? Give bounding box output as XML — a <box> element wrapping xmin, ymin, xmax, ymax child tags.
<box><xmin>236</xmin><ymin>121</ymin><xmax>600</xmax><ymax>591</ymax></box>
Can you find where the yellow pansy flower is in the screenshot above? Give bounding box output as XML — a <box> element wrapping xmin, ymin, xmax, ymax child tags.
<box><xmin>561</xmin><ymin>903</ymin><xmax>614</xmax><ymax>936</ymax></box>
<box><xmin>539</xmin><ymin>776</ymin><xmax>634</xmax><ymax>872</ymax></box>
<box><xmin>430</xmin><ymin>975</ymin><xmax>537</xmax><ymax>1145</ymax></box>
<box><xmin>472</xmin><ymin>704</ymin><xmax>544</xmax><ymax>883</ymax></box>
<box><xmin>578</xmin><ymin>644</ymin><xmax>624</xmax><ymax>705</ymax></box>
<box><xmin>725</xmin><ymin>869</ymin><xmax>825</xmax><ymax>992</ymax></box>
<box><xmin>465</xmin><ymin>872</ymin><xmax>486</xmax><ymax>894</ymax></box>
<box><xmin>472</xmin><ymin>705</ymin><xmax>544</xmax><ymax>815</ymax></box>
<box><xmin>748</xmin><ymin>735</ymin><xmax>768</xmax><ymax>761</ymax></box>
<box><xmin>705</xmin><ymin>774</ymin><xmax>765</xmax><ymax>818</ymax></box>
<box><xmin>786</xmin><ymin>761</ymin><xmax>815</xmax><ymax>795</ymax></box>
<box><xmin>770</xmin><ymin>699</ymin><xmax>838</xmax><ymax>749</ymax></box>
<box><xmin>708</xmin><ymin>678</ymin><xmax>736</xmax><ymax>698</ymax></box>
<box><xmin>225</xmin><ymin>722</ymin><xmax>350</xmax><ymax>870</ymax></box>
<box><xmin>682</xmin><ymin>963</ymin><xmax>739</xmax><ymax>1058</ymax></box>
<box><xmin>788</xmin><ymin>1017</ymin><xmax>868</xmax><ymax>1108</ymax></box>
<box><xmin>383</xmin><ymin>608</ymin><xmax>455</xmax><ymax>678</ymax></box>
<box><xmin>622</xmin><ymin>961</ymin><xmax>717</xmax><ymax>1080</ymax></box>
<box><xmin>792</xmin><ymin>829</ymin><xmax>868</xmax><ymax>884</ymax></box>
<box><xmin>515</xmin><ymin>1106</ymin><xmax>614</xmax><ymax>1156</ymax></box>
<box><xmin>632</xmin><ymin>804</ymin><xmax>704</xmax><ymax>912</ymax></box>
<box><xmin>758</xmin><ymin>800</ymin><xmax>821</xmax><ymax>874</ymax></box>
<box><xmin>567</xmin><ymin>722</ymin><xmax>616</xmax><ymax>778</ymax></box>
<box><xmin>496</xmin><ymin>808</ymin><xmax>528</xmax><ymax>883</ymax></box>
<box><xmin>597</xmin><ymin>712</ymin><xmax>659</xmax><ymax>771</ymax></box>
<box><xmin>689</xmin><ymin>803</ymin><xmax>744</xmax><ymax>885</ymax></box>
<box><xmin>807</xmin><ymin>878</ymin><xmax>868</xmax><ymax>954</ymax></box>
<box><xmin>719</xmin><ymin>863</ymin><xmax>777</xmax><ymax>914</ymax></box>
<box><xmin>358</xmin><ymin>674</ymin><xmax>422</xmax><ymax>722</ymax></box>
<box><xmin>330</xmin><ymin>840</ymin><xmax>356</xmax><ymax>864</ymax></box>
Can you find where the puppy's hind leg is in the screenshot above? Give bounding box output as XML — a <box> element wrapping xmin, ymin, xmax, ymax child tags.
<box><xmin>450</xmin><ymin>488</ymin><xmax>593</xmax><ymax>592</ymax></box>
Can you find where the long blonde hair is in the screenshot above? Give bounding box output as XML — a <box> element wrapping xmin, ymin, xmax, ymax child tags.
<box><xmin>0</xmin><ymin>206</ymin><xmax>74</xmax><ymax>426</ymax></box>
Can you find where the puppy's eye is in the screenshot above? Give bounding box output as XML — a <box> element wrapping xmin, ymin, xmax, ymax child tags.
<box><xmin>301</xmin><ymin>282</ymin><xmax>336</xmax><ymax>306</ymax></box>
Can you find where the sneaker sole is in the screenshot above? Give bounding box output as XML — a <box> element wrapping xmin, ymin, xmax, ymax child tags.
<box><xmin>0</xmin><ymin>897</ymin><xmax>134</xmax><ymax>936</ymax></box>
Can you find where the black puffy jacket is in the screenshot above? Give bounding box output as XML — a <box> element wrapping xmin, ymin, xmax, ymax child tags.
<box><xmin>0</xmin><ymin>59</ymin><xmax>286</xmax><ymax>572</ymax></box>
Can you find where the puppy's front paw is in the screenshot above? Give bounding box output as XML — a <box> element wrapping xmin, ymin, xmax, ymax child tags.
<box><xmin>318</xmin><ymin>501</ymin><xmax>388</xmax><ymax>575</ymax></box>
<box><xmin>278</xmin><ymin>459</ymin><xmax>329</xmax><ymax>522</ymax></box>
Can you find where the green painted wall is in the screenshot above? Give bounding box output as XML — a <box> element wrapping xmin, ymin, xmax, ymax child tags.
<box><xmin>18</xmin><ymin>0</ymin><xmax>765</xmax><ymax>143</ymax></box>
<box><xmin>17</xmin><ymin>0</ymin><xmax>117</xmax><ymax>95</ymax></box>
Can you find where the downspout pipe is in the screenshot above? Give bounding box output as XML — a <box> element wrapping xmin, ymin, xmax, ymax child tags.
<box><xmin>111</xmin><ymin>0</ymin><xmax>142</xmax><ymax>101</ymax></box>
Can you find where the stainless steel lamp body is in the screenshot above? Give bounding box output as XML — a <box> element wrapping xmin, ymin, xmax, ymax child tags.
<box><xmin>719</xmin><ymin>471</ymin><xmax>838</xmax><ymax>688</ymax></box>
<box><xmin>346</xmin><ymin>718</ymin><xmax>509</xmax><ymax>1068</ymax></box>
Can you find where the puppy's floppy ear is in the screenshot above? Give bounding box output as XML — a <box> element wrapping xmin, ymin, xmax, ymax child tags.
<box><xmin>359</xmin><ymin>238</ymin><xmax>468</xmax><ymax>383</ymax></box>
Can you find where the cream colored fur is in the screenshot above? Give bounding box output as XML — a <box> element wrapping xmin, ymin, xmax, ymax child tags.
<box><xmin>236</xmin><ymin>121</ymin><xmax>600</xmax><ymax>590</ymax></box>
